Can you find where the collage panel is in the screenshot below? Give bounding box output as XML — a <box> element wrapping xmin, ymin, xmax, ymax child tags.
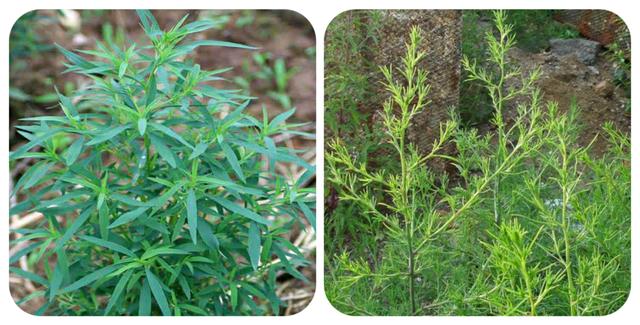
<box><xmin>9</xmin><ymin>9</ymin><xmax>316</xmax><ymax>316</ymax></box>
<box><xmin>4</xmin><ymin>4</ymin><xmax>635</xmax><ymax>320</ymax></box>
<box><xmin>324</xmin><ymin>9</ymin><xmax>630</xmax><ymax>316</ymax></box>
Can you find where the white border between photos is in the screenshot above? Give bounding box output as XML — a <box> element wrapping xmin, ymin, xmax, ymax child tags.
<box><xmin>1</xmin><ymin>0</ymin><xmax>637</xmax><ymax>324</ymax></box>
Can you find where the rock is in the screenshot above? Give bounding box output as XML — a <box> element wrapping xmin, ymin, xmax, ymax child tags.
<box><xmin>59</xmin><ymin>9</ymin><xmax>81</xmax><ymax>31</ymax></box>
<box><xmin>550</xmin><ymin>56</ymin><xmax>583</xmax><ymax>82</ymax></box>
<box><xmin>72</xmin><ymin>33</ymin><xmax>90</xmax><ymax>46</ymax></box>
<box><xmin>549</xmin><ymin>38</ymin><xmax>601</xmax><ymax>65</ymax></box>
<box><xmin>594</xmin><ymin>80</ymin><xmax>614</xmax><ymax>98</ymax></box>
<box><xmin>587</xmin><ymin>66</ymin><xmax>600</xmax><ymax>75</ymax></box>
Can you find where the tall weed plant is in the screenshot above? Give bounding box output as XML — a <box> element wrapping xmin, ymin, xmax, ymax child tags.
<box><xmin>325</xmin><ymin>10</ymin><xmax>630</xmax><ymax>316</ymax></box>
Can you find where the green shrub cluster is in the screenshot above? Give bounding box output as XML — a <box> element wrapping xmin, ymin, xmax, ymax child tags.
<box><xmin>10</xmin><ymin>10</ymin><xmax>315</xmax><ymax>316</ymax></box>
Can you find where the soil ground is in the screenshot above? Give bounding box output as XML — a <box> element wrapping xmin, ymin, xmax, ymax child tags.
<box><xmin>508</xmin><ymin>47</ymin><xmax>630</xmax><ymax>156</ymax></box>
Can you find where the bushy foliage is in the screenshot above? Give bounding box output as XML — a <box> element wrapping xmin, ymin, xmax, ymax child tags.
<box><xmin>10</xmin><ymin>10</ymin><xmax>315</xmax><ymax>316</ymax></box>
<box><xmin>325</xmin><ymin>11</ymin><xmax>629</xmax><ymax>316</ymax></box>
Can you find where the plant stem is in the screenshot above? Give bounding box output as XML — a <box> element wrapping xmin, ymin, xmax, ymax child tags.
<box><xmin>144</xmin><ymin>133</ymin><xmax>152</xmax><ymax>174</ymax></box>
<box><xmin>559</xmin><ymin>137</ymin><xmax>577</xmax><ymax>316</ymax></box>
<box><xmin>398</xmin><ymin>124</ymin><xmax>417</xmax><ymax>315</ymax></box>
<box><xmin>520</xmin><ymin>259</ymin><xmax>536</xmax><ymax>315</ymax></box>
<box><xmin>407</xmin><ymin>225</ymin><xmax>416</xmax><ymax>315</ymax></box>
<box><xmin>564</xmin><ymin>226</ymin><xmax>576</xmax><ymax>315</ymax></box>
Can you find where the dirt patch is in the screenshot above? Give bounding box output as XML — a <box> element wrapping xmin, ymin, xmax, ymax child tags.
<box><xmin>507</xmin><ymin>46</ymin><xmax>630</xmax><ymax>155</ymax></box>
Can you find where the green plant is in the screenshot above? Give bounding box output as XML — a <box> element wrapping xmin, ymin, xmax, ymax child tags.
<box><xmin>327</xmin><ymin>26</ymin><xmax>460</xmax><ymax>315</ymax></box>
<box><xmin>459</xmin><ymin>10</ymin><xmax>494</xmax><ymax>126</ymax></box>
<box><xmin>500</xmin><ymin>10</ymin><xmax>578</xmax><ymax>52</ymax></box>
<box><xmin>10</xmin><ymin>11</ymin><xmax>55</xmax><ymax>62</ymax></box>
<box><xmin>459</xmin><ymin>10</ymin><xmax>579</xmax><ymax>126</ymax></box>
<box><xmin>324</xmin><ymin>10</ymin><xmax>382</xmax><ymax>137</ymax></box>
<box><xmin>481</xmin><ymin>220</ymin><xmax>561</xmax><ymax>315</ymax></box>
<box><xmin>101</xmin><ymin>22</ymin><xmax>127</xmax><ymax>50</ymax></box>
<box><xmin>323</xmin><ymin>12</ymin><xmax>389</xmax><ymax>265</ymax></box>
<box><xmin>10</xmin><ymin>10</ymin><xmax>315</xmax><ymax>316</ymax></box>
<box><xmin>325</xmin><ymin>10</ymin><xmax>629</xmax><ymax>316</ymax></box>
<box><xmin>607</xmin><ymin>41</ymin><xmax>631</xmax><ymax>107</ymax></box>
<box><xmin>9</xmin><ymin>11</ymin><xmax>60</xmax><ymax>105</ymax></box>
<box><xmin>235</xmin><ymin>11</ymin><xmax>256</xmax><ymax>28</ymax></box>
<box><xmin>235</xmin><ymin>52</ymin><xmax>298</xmax><ymax>110</ymax></box>
<box><xmin>199</xmin><ymin>10</ymin><xmax>255</xmax><ymax>29</ymax></box>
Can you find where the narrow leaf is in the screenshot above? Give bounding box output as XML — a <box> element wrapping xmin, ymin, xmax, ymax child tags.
<box><xmin>86</xmin><ymin>124</ymin><xmax>130</xmax><ymax>145</ymax></box>
<box><xmin>248</xmin><ymin>223</ymin><xmax>261</xmax><ymax>271</ymax></box>
<box><xmin>177</xmin><ymin>275</ymin><xmax>191</xmax><ymax>300</ymax></box>
<box><xmin>138</xmin><ymin>118</ymin><xmax>147</xmax><ymax>136</ymax></box>
<box><xmin>98</xmin><ymin>202</ymin><xmax>109</xmax><ymax>239</ymax></box>
<box><xmin>197</xmin><ymin>218</ymin><xmax>220</xmax><ymax>251</ymax></box>
<box><xmin>269</xmin><ymin>108</ymin><xmax>296</xmax><ymax>130</ymax></box>
<box><xmin>297</xmin><ymin>201</ymin><xmax>316</xmax><ymax>231</ymax></box>
<box><xmin>49</xmin><ymin>258</ymin><xmax>65</xmax><ymax>302</ymax></box>
<box><xmin>150</xmin><ymin>122</ymin><xmax>194</xmax><ymax>149</ymax></box>
<box><xmin>59</xmin><ymin>263</ymin><xmax>122</xmax><ymax>293</ymax></box>
<box><xmin>10</xmin><ymin>267</ymin><xmax>48</xmax><ymax>286</ymax></box>
<box><xmin>220</xmin><ymin>142</ymin><xmax>245</xmax><ymax>182</ymax></box>
<box><xmin>56</xmin><ymin>205</ymin><xmax>94</xmax><ymax>248</ymax></box>
<box><xmin>64</xmin><ymin>136</ymin><xmax>84</xmax><ymax>165</ymax></box>
<box><xmin>79</xmin><ymin>235</ymin><xmax>136</xmax><ymax>257</ymax></box>
<box><xmin>141</xmin><ymin>246</ymin><xmax>188</xmax><ymax>260</ymax></box>
<box><xmin>212</xmin><ymin>196</ymin><xmax>272</xmax><ymax>226</ymax></box>
<box><xmin>104</xmin><ymin>269</ymin><xmax>133</xmax><ymax>315</ymax></box>
<box><xmin>23</xmin><ymin>161</ymin><xmax>55</xmax><ymax>190</ymax></box>
<box><xmin>186</xmin><ymin>189</ymin><xmax>198</xmax><ymax>244</ymax></box>
<box><xmin>109</xmin><ymin>207</ymin><xmax>148</xmax><ymax>229</ymax></box>
<box><xmin>150</xmin><ymin>134</ymin><xmax>176</xmax><ymax>168</ymax></box>
<box><xmin>183</xmin><ymin>39</ymin><xmax>257</xmax><ymax>51</ymax></box>
<box><xmin>145</xmin><ymin>268</ymin><xmax>172</xmax><ymax>316</ymax></box>
<box><xmin>118</xmin><ymin>62</ymin><xmax>128</xmax><ymax>79</ymax></box>
<box><xmin>139</xmin><ymin>278</ymin><xmax>152</xmax><ymax>316</ymax></box>
<box><xmin>230</xmin><ymin>284</ymin><xmax>238</xmax><ymax>311</ymax></box>
<box><xmin>189</xmin><ymin>142</ymin><xmax>208</xmax><ymax>160</ymax></box>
